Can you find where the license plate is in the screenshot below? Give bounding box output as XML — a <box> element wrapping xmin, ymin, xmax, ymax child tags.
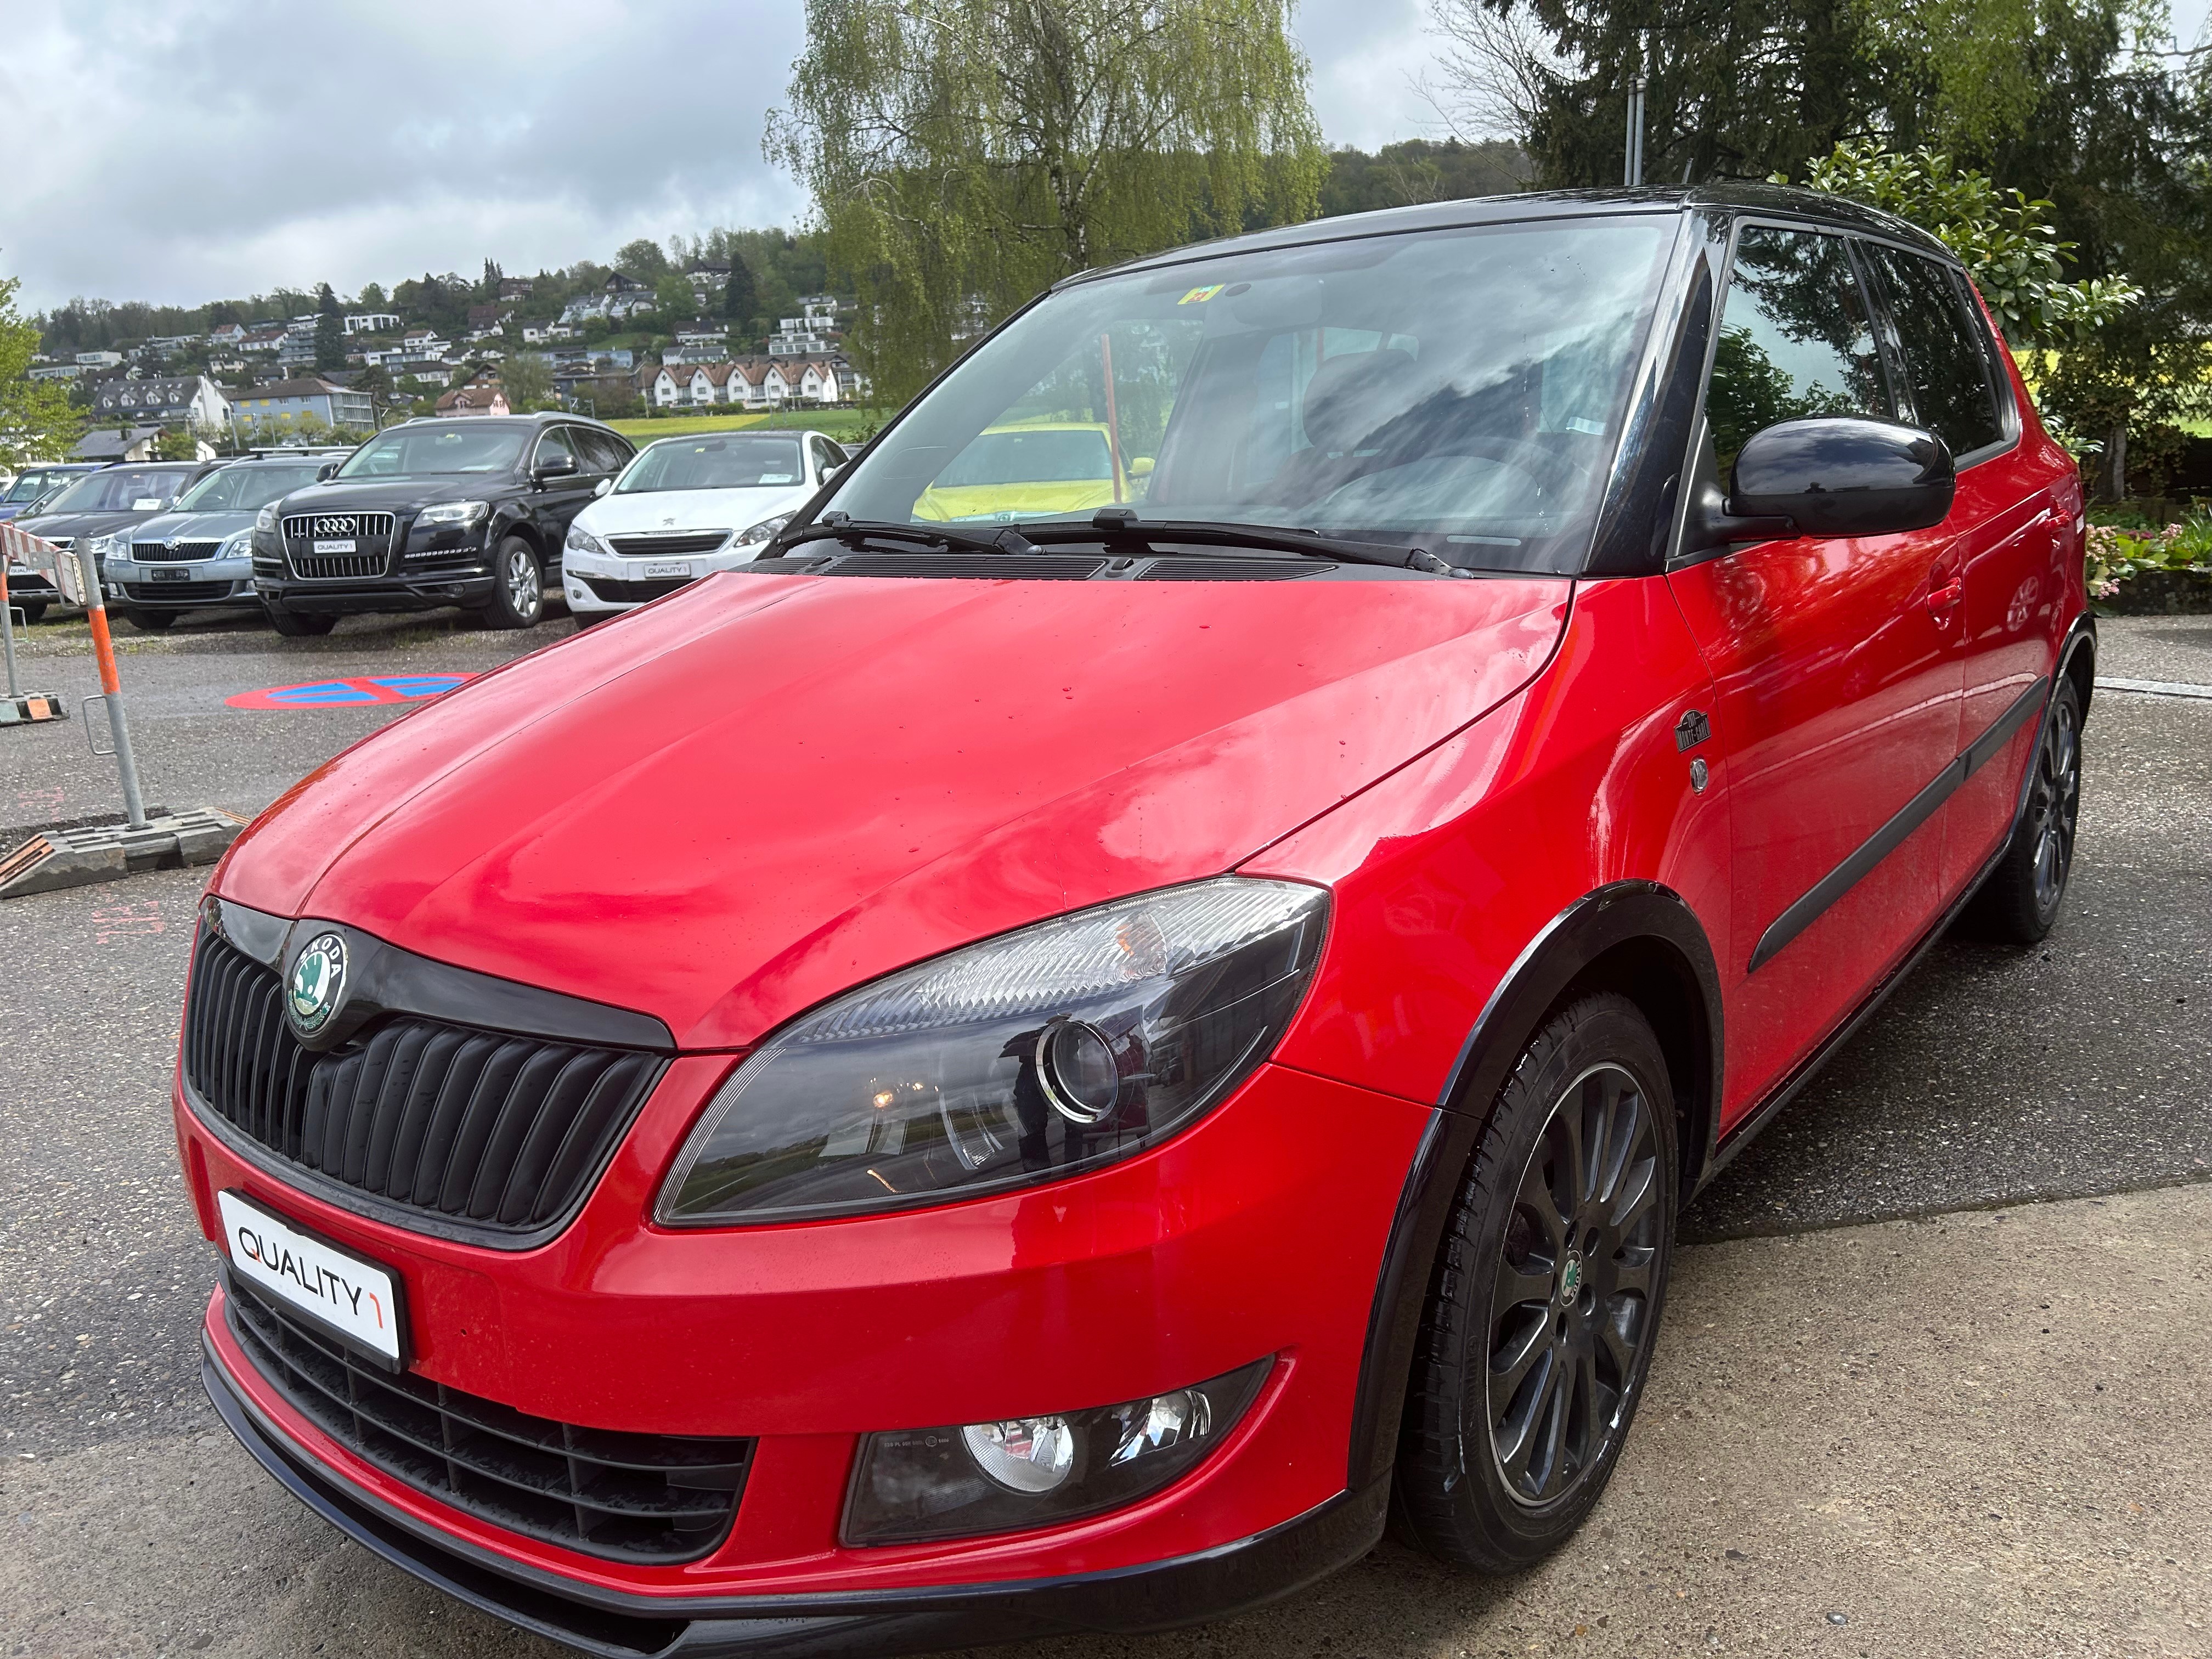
<box><xmin>147</xmin><ymin>566</ymin><xmax>193</xmax><ymax>582</ymax></box>
<box><xmin>313</xmin><ymin>539</ymin><xmax>357</xmax><ymax>554</ymax></box>
<box><xmin>217</xmin><ymin>1189</ymin><xmax>408</xmax><ymax>1369</ymax></box>
<box><xmin>642</xmin><ymin>561</ymin><xmax>693</xmax><ymax>579</ymax></box>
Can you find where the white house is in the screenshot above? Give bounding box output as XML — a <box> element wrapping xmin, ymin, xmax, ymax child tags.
<box><xmin>345</xmin><ymin>312</ymin><xmax>402</xmax><ymax>335</ymax></box>
<box><xmin>435</xmin><ymin>384</ymin><xmax>511</xmax><ymax>417</ymax></box>
<box><xmin>209</xmin><ymin>322</ymin><xmax>249</xmax><ymax>349</ymax></box>
<box><xmin>90</xmin><ymin>374</ymin><xmax>230</xmax><ymax>430</ymax></box>
<box><xmin>75</xmin><ymin>350</ymin><xmax>123</xmax><ymax>368</ymax></box>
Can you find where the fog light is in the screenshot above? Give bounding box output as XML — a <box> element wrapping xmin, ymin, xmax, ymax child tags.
<box><xmin>843</xmin><ymin>1356</ymin><xmax>1272</xmax><ymax>1545</ymax></box>
<box><xmin>962</xmin><ymin>1417</ymin><xmax>1074</xmax><ymax>1492</ymax></box>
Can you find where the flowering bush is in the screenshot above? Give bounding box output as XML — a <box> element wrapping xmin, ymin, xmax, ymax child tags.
<box><xmin>2085</xmin><ymin>520</ymin><xmax>2212</xmax><ymax>600</ymax></box>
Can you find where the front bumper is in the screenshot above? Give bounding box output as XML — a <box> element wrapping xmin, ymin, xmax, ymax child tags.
<box><xmin>254</xmin><ymin>520</ymin><xmax>499</xmax><ymax>614</ymax></box>
<box><xmin>561</xmin><ymin>548</ymin><xmax>761</xmax><ymax>613</ymax></box>
<box><xmin>176</xmin><ymin>1057</ymin><xmax>1426</xmax><ymax>1651</ymax></box>
<box><xmin>105</xmin><ymin>555</ymin><xmax>258</xmax><ymax>610</ymax></box>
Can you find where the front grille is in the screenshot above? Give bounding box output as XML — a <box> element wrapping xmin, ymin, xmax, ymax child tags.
<box><xmin>225</xmin><ymin>1285</ymin><xmax>752</xmax><ymax>1563</ymax></box>
<box><xmin>284</xmin><ymin>512</ymin><xmax>396</xmax><ymax>580</ymax></box>
<box><xmin>123</xmin><ymin>580</ymin><xmax>234</xmax><ymax>602</ymax></box>
<box><xmin>283</xmin><ymin>512</ymin><xmax>396</xmax><ymax>542</ymax></box>
<box><xmin>607</xmin><ymin>532</ymin><xmax>730</xmax><ymax>558</ymax></box>
<box><xmin>580</xmin><ymin>575</ymin><xmax>693</xmax><ymax>603</ymax></box>
<box><xmin>182</xmin><ymin>930</ymin><xmax>659</xmax><ymax>1237</ymax></box>
<box><xmin>133</xmin><ymin>539</ymin><xmax>225</xmax><ymax>562</ymax></box>
<box><xmin>290</xmin><ymin>552</ymin><xmax>386</xmax><ymax>579</ymax></box>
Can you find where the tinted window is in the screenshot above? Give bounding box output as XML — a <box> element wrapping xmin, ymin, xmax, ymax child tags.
<box><xmin>338</xmin><ymin>424</ymin><xmax>528</xmax><ymax>477</ymax></box>
<box><xmin>575</xmin><ymin>429</ymin><xmax>630</xmax><ymax>474</ymax></box>
<box><xmin>1707</xmin><ymin>227</ymin><xmax>1889</xmax><ymax>471</ymax></box>
<box><xmin>1864</xmin><ymin>245</ymin><xmax>2006</xmax><ymax>458</ymax></box>
<box><xmin>533</xmin><ymin>428</ymin><xmax>576</xmax><ymax>470</ymax></box>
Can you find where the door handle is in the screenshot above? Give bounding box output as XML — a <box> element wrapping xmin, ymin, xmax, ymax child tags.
<box><xmin>1925</xmin><ymin>579</ymin><xmax>1964</xmax><ymax>617</ymax></box>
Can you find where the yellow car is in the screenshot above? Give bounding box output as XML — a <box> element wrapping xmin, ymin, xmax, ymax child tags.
<box><xmin>912</xmin><ymin>422</ymin><xmax>1149</xmax><ymax>522</ymax></box>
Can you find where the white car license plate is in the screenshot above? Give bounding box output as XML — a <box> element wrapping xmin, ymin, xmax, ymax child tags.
<box><xmin>313</xmin><ymin>539</ymin><xmax>357</xmax><ymax>554</ymax></box>
<box><xmin>217</xmin><ymin>1189</ymin><xmax>407</xmax><ymax>1368</ymax></box>
<box><xmin>147</xmin><ymin>567</ymin><xmax>195</xmax><ymax>582</ymax></box>
<box><xmin>642</xmin><ymin>561</ymin><xmax>693</xmax><ymax>579</ymax></box>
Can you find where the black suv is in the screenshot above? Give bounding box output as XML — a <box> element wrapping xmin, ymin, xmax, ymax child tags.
<box><xmin>251</xmin><ymin>413</ymin><xmax>635</xmax><ymax>635</ymax></box>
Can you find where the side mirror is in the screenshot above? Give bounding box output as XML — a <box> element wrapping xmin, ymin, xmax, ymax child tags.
<box><xmin>593</xmin><ymin>477</ymin><xmax>612</xmax><ymax>496</ymax></box>
<box><xmin>1128</xmin><ymin>455</ymin><xmax>1155</xmax><ymax>478</ymax></box>
<box><xmin>317</xmin><ymin>462</ymin><xmax>339</xmax><ymax>480</ymax></box>
<box><xmin>1688</xmin><ymin>417</ymin><xmax>1954</xmax><ymax>556</ymax></box>
<box><xmin>534</xmin><ymin>453</ymin><xmax>579</xmax><ymax>481</ymax></box>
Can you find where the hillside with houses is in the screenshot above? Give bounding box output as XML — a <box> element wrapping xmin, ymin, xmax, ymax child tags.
<box><xmin>24</xmin><ymin>230</ymin><xmax>870</xmax><ymax>454</ymax></box>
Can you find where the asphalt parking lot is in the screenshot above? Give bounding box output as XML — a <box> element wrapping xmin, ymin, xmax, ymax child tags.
<box><xmin>2</xmin><ymin>605</ymin><xmax>2208</xmax><ymax>1658</ymax></box>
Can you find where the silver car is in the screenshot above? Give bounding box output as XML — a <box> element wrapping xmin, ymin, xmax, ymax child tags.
<box><xmin>92</xmin><ymin>456</ymin><xmax>339</xmax><ymax>631</ymax></box>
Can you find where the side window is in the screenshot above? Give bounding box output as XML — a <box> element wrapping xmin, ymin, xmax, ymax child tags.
<box><xmin>577</xmin><ymin>429</ymin><xmax>629</xmax><ymax>474</ymax></box>
<box><xmin>1706</xmin><ymin>227</ymin><xmax>1889</xmax><ymax>471</ymax></box>
<box><xmin>1862</xmin><ymin>245</ymin><xmax>2006</xmax><ymax>459</ymax></box>
<box><xmin>532</xmin><ymin>427</ymin><xmax>575</xmax><ymax>471</ymax></box>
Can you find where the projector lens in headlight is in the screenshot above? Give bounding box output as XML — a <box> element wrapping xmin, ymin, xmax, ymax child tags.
<box><xmin>656</xmin><ymin>878</ymin><xmax>1327</xmax><ymax>1226</ymax></box>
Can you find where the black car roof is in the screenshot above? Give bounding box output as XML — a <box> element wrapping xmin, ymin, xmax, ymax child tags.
<box><xmin>393</xmin><ymin>410</ymin><xmax>624</xmax><ymax>433</ymax></box>
<box><xmin>1065</xmin><ymin>183</ymin><xmax>1956</xmax><ymax>287</ymax></box>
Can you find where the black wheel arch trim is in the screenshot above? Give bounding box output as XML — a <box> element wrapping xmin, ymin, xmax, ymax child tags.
<box><xmin>202</xmin><ymin>1333</ymin><xmax>1388</xmax><ymax>1659</ymax></box>
<box><xmin>1344</xmin><ymin>878</ymin><xmax>1723</xmax><ymax>1492</ymax></box>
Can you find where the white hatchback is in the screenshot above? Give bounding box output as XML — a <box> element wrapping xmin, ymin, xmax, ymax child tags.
<box><xmin>560</xmin><ymin>428</ymin><xmax>849</xmax><ymax>623</ymax></box>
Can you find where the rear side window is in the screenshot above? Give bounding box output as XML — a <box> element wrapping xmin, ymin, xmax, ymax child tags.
<box><xmin>1706</xmin><ymin>227</ymin><xmax>1890</xmax><ymax>471</ymax></box>
<box><xmin>1862</xmin><ymin>244</ymin><xmax>2006</xmax><ymax>459</ymax></box>
<box><xmin>577</xmin><ymin>429</ymin><xmax>630</xmax><ymax>474</ymax></box>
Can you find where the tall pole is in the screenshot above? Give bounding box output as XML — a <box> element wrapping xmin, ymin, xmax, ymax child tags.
<box><xmin>74</xmin><ymin>541</ymin><xmax>148</xmax><ymax>828</ymax></box>
<box><xmin>1625</xmin><ymin>33</ymin><xmax>1648</xmax><ymax>187</ymax></box>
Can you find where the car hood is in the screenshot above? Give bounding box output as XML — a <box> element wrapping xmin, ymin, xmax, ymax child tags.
<box><xmin>273</xmin><ymin>478</ymin><xmax>515</xmax><ymax>518</ymax></box>
<box><xmin>127</xmin><ymin>509</ymin><xmax>259</xmax><ymax>543</ymax></box>
<box><xmin>15</xmin><ymin>509</ymin><xmax>164</xmax><ymax>543</ymax></box>
<box><xmin>574</xmin><ymin>486</ymin><xmax>811</xmax><ymax>539</ymax></box>
<box><xmin>216</xmin><ymin>568</ymin><xmax>1570</xmax><ymax>1049</ymax></box>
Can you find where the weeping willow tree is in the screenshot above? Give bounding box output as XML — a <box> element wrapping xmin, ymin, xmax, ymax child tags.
<box><xmin>769</xmin><ymin>0</ymin><xmax>1328</xmax><ymax>405</ymax></box>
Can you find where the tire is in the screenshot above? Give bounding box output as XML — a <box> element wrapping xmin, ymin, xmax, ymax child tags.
<box><xmin>263</xmin><ymin>606</ymin><xmax>337</xmax><ymax>638</ymax></box>
<box><xmin>10</xmin><ymin>600</ymin><xmax>45</xmax><ymax>625</ymax></box>
<box><xmin>120</xmin><ymin>609</ymin><xmax>175</xmax><ymax>632</ymax></box>
<box><xmin>1961</xmin><ymin>676</ymin><xmax>2083</xmax><ymax>945</ymax></box>
<box><xmin>1395</xmin><ymin>993</ymin><xmax>1678</xmax><ymax>1573</ymax></box>
<box><xmin>476</xmin><ymin>536</ymin><xmax>545</xmax><ymax>630</ymax></box>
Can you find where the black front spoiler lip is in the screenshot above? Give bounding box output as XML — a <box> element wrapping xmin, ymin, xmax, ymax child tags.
<box><xmin>202</xmin><ymin>1333</ymin><xmax>1387</xmax><ymax>1659</ymax></box>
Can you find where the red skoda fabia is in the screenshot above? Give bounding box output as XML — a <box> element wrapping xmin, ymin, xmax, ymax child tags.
<box><xmin>177</xmin><ymin>187</ymin><xmax>2090</xmax><ymax>1656</ymax></box>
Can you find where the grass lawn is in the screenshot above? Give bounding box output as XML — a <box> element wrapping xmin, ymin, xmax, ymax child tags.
<box><xmin>609</xmin><ymin>408</ymin><xmax>889</xmax><ymax>443</ymax></box>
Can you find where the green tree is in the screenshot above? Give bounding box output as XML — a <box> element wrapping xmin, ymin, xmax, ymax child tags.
<box><xmin>358</xmin><ymin>282</ymin><xmax>388</xmax><ymax>310</ymax></box>
<box><xmin>724</xmin><ymin>256</ymin><xmax>760</xmax><ymax>330</ymax></box>
<box><xmin>314</xmin><ymin>282</ymin><xmax>345</xmax><ymax>371</ymax></box>
<box><xmin>770</xmin><ymin>0</ymin><xmax>1328</xmax><ymax>404</ymax></box>
<box><xmin>504</xmin><ymin>351</ymin><xmax>555</xmax><ymax>410</ymax></box>
<box><xmin>617</xmin><ymin>239</ymin><xmax>672</xmax><ymax>281</ymax></box>
<box><xmin>0</xmin><ymin>274</ymin><xmax>82</xmax><ymax>465</ymax></box>
<box><xmin>653</xmin><ymin>273</ymin><xmax>695</xmax><ymax>320</ymax></box>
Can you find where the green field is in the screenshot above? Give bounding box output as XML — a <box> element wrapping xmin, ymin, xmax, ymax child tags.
<box><xmin>609</xmin><ymin>408</ymin><xmax>887</xmax><ymax>443</ymax></box>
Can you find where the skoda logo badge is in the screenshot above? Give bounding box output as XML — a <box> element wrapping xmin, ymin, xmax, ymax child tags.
<box><xmin>1560</xmin><ymin>1254</ymin><xmax>1584</xmax><ymax>1306</ymax></box>
<box><xmin>288</xmin><ymin>932</ymin><xmax>348</xmax><ymax>1035</ymax></box>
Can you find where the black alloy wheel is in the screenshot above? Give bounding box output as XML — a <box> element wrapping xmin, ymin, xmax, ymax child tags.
<box><xmin>1395</xmin><ymin>994</ymin><xmax>1677</xmax><ymax>1572</ymax></box>
<box><xmin>478</xmin><ymin>536</ymin><xmax>544</xmax><ymax>630</ymax></box>
<box><xmin>1964</xmin><ymin>675</ymin><xmax>2084</xmax><ymax>944</ymax></box>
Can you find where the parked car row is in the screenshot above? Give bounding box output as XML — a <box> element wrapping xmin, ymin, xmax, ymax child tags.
<box><xmin>1</xmin><ymin>415</ymin><xmax>852</xmax><ymax>636</ymax></box>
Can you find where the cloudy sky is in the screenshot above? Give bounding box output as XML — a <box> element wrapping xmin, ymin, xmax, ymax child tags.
<box><xmin>1</xmin><ymin>0</ymin><xmax>1444</xmax><ymax>315</ymax></box>
<box><xmin>6</xmin><ymin>0</ymin><xmax>2205</xmax><ymax>317</ymax></box>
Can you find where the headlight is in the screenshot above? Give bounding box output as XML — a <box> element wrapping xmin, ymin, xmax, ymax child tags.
<box><xmin>658</xmin><ymin>877</ymin><xmax>1328</xmax><ymax>1226</ymax></box>
<box><xmin>733</xmin><ymin>512</ymin><xmax>792</xmax><ymax>548</ymax></box>
<box><xmin>417</xmin><ymin>499</ymin><xmax>489</xmax><ymax>527</ymax></box>
<box><xmin>565</xmin><ymin>523</ymin><xmax>612</xmax><ymax>558</ymax></box>
<box><xmin>221</xmin><ymin>531</ymin><xmax>253</xmax><ymax>558</ymax></box>
<box><xmin>255</xmin><ymin>503</ymin><xmax>280</xmax><ymax>533</ymax></box>
<box><xmin>88</xmin><ymin>534</ymin><xmax>126</xmax><ymax>561</ymax></box>
<box><xmin>843</xmin><ymin>1357</ymin><xmax>1273</xmax><ymax>1544</ymax></box>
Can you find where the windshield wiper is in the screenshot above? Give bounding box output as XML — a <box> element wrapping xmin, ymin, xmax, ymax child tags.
<box><xmin>772</xmin><ymin>514</ymin><xmax>1045</xmax><ymax>558</ymax></box>
<box><xmin>1021</xmin><ymin>512</ymin><xmax>1459</xmax><ymax>574</ymax></box>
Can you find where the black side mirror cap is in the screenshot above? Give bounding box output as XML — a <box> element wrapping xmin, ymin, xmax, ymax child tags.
<box><xmin>534</xmin><ymin>454</ymin><xmax>579</xmax><ymax>479</ymax></box>
<box><xmin>1681</xmin><ymin>416</ymin><xmax>1956</xmax><ymax>558</ymax></box>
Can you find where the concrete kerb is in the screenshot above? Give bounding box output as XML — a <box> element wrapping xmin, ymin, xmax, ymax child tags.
<box><xmin>0</xmin><ymin>806</ymin><xmax>245</xmax><ymax>898</ymax></box>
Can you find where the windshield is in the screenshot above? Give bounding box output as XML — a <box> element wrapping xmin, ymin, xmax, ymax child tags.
<box><xmin>617</xmin><ymin>436</ymin><xmax>806</xmax><ymax>492</ymax></box>
<box><xmin>6</xmin><ymin>471</ymin><xmax>69</xmax><ymax>503</ymax></box>
<box><xmin>38</xmin><ymin>467</ymin><xmax>196</xmax><ymax>515</ymax></box>
<box><xmin>337</xmin><ymin>424</ymin><xmax>528</xmax><ymax>478</ymax></box>
<box><xmin>826</xmin><ymin>217</ymin><xmax>1675</xmax><ymax>572</ymax></box>
<box><xmin>177</xmin><ymin>465</ymin><xmax>325</xmax><ymax>513</ymax></box>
